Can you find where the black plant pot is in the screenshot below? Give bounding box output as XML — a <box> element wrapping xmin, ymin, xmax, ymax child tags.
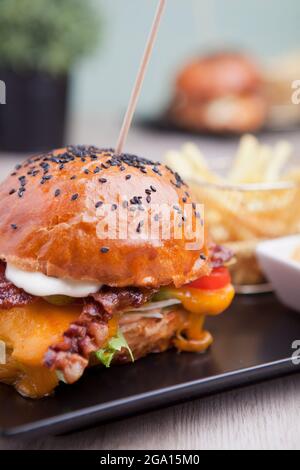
<box><xmin>0</xmin><ymin>70</ymin><xmax>68</xmax><ymax>153</ymax></box>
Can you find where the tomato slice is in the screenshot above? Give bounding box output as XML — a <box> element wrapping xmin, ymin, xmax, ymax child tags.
<box><xmin>187</xmin><ymin>267</ymin><xmax>231</xmax><ymax>290</ymax></box>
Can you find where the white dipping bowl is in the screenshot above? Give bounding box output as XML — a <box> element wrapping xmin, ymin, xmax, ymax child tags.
<box><xmin>257</xmin><ymin>235</ymin><xmax>300</xmax><ymax>312</ymax></box>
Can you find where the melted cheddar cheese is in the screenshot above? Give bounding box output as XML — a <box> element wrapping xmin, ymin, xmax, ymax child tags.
<box><xmin>0</xmin><ymin>300</ymin><xmax>118</xmax><ymax>398</ymax></box>
<box><xmin>0</xmin><ymin>300</ymin><xmax>81</xmax><ymax>397</ymax></box>
<box><xmin>168</xmin><ymin>285</ymin><xmax>235</xmax><ymax>353</ymax></box>
<box><xmin>166</xmin><ymin>285</ymin><xmax>235</xmax><ymax>317</ymax></box>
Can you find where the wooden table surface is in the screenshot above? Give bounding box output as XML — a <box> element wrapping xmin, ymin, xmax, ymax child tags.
<box><xmin>0</xmin><ymin>119</ymin><xmax>300</xmax><ymax>450</ymax></box>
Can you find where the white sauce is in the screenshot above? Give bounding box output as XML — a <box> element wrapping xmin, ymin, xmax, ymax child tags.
<box><xmin>5</xmin><ymin>263</ymin><xmax>102</xmax><ymax>298</ymax></box>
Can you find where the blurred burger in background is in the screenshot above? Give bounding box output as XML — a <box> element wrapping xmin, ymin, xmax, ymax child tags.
<box><xmin>168</xmin><ymin>52</ymin><xmax>268</xmax><ymax>134</ymax></box>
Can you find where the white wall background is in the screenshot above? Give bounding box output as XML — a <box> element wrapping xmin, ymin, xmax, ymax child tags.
<box><xmin>71</xmin><ymin>0</ymin><xmax>300</xmax><ymax>120</ymax></box>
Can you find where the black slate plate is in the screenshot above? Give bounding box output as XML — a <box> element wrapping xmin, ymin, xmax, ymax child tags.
<box><xmin>1</xmin><ymin>293</ymin><xmax>300</xmax><ymax>437</ymax></box>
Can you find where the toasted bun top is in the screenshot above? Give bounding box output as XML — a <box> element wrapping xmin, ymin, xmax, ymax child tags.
<box><xmin>0</xmin><ymin>146</ymin><xmax>209</xmax><ymax>288</ymax></box>
<box><xmin>176</xmin><ymin>52</ymin><xmax>262</xmax><ymax>101</ymax></box>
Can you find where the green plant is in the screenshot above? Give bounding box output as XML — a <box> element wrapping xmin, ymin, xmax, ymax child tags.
<box><xmin>0</xmin><ymin>0</ymin><xmax>100</xmax><ymax>74</ymax></box>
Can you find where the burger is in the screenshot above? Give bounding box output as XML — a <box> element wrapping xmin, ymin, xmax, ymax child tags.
<box><xmin>168</xmin><ymin>52</ymin><xmax>267</xmax><ymax>134</ymax></box>
<box><xmin>0</xmin><ymin>146</ymin><xmax>234</xmax><ymax>398</ymax></box>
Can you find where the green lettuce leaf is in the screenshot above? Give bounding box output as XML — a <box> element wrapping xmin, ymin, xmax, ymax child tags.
<box><xmin>95</xmin><ymin>330</ymin><xmax>134</xmax><ymax>368</ymax></box>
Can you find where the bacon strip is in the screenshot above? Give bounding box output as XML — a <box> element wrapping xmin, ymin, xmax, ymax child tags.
<box><xmin>44</xmin><ymin>288</ymin><xmax>156</xmax><ymax>382</ymax></box>
<box><xmin>210</xmin><ymin>244</ymin><xmax>234</xmax><ymax>269</ymax></box>
<box><xmin>0</xmin><ymin>261</ymin><xmax>36</xmax><ymax>309</ymax></box>
<box><xmin>44</xmin><ymin>300</ymin><xmax>112</xmax><ymax>383</ymax></box>
<box><xmin>91</xmin><ymin>286</ymin><xmax>157</xmax><ymax>315</ymax></box>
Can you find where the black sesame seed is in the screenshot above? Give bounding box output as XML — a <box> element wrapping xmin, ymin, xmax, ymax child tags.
<box><xmin>111</xmin><ymin>204</ymin><xmax>118</xmax><ymax>211</ymax></box>
<box><xmin>95</xmin><ymin>201</ymin><xmax>103</xmax><ymax>209</ymax></box>
<box><xmin>120</xmin><ymin>166</ymin><xmax>126</xmax><ymax>172</ymax></box>
<box><xmin>100</xmin><ymin>247</ymin><xmax>109</xmax><ymax>254</ymax></box>
<box><xmin>11</xmin><ymin>224</ymin><xmax>18</xmax><ymax>230</ymax></box>
<box><xmin>54</xmin><ymin>189</ymin><xmax>61</xmax><ymax>197</ymax></box>
<box><xmin>70</xmin><ymin>175</ymin><xmax>77</xmax><ymax>180</ymax></box>
<box><xmin>122</xmin><ymin>201</ymin><xmax>129</xmax><ymax>208</ymax></box>
<box><xmin>152</xmin><ymin>167</ymin><xmax>162</xmax><ymax>176</ymax></box>
<box><xmin>200</xmin><ymin>254</ymin><xmax>207</xmax><ymax>261</ymax></box>
<box><xmin>154</xmin><ymin>214</ymin><xmax>160</xmax><ymax>222</ymax></box>
<box><xmin>9</xmin><ymin>189</ymin><xmax>16</xmax><ymax>195</ymax></box>
<box><xmin>15</xmin><ymin>164</ymin><xmax>22</xmax><ymax>170</ymax></box>
<box><xmin>99</xmin><ymin>178</ymin><xmax>107</xmax><ymax>184</ymax></box>
<box><xmin>195</xmin><ymin>212</ymin><xmax>201</xmax><ymax>219</ymax></box>
<box><xmin>146</xmin><ymin>196</ymin><xmax>151</xmax><ymax>204</ymax></box>
<box><xmin>150</xmin><ymin>185</ymin><xmax>157</xmax><ymax>192</ymax></box>
<box><xmin>93</xmin><ymin>167</ymin><xmax>100</xmax><ymax>174</ymax></box>
<box><xmin>84</xmin><ymin>169</ymin><xmax>89</xmax><ymax>175</ymax></box>
<box><xmin>192</xmin><ymin>203</ymin><xmax>196</xmax><ymax>210</ymax></box>
<box><xmin>125</xmin><ymin>175</ymin><xmax>131</xmax><ymax>180</ymax></box>
<box><xmin>145</xmin><ymin>189</ymin><xmax>151</xmax><ymax>195</ymax></box>
<box><xmin>11</xmin><ymin>172</ymin><xmax>17</xmax><ymax>176</ymax></box>
<box><xmin>71</xmin><ymin>193</ymin><xmax>79</xmax><ymax>201</ymax></box>
<box><xmin>136</xmin><ymin>221</ymin><xmax>144</xmax><ymax>233</ymax></box>
<box><xmin>130</xmin><ymin>196</ymin><xmax>141</xmax><ymax>205</ymax></box>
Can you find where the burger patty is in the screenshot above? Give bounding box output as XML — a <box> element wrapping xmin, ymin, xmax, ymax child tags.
<box><xmin>44</xmin><ymin>305</ymin><xmax>186</xmax><ymax>384</ymax></box>
<box><xmin>116</xmin><ymin>309</ymin><xmax>187</xmax><ymax>362</ymax></box>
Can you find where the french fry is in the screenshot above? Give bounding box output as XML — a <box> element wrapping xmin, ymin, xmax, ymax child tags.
<box><xmin>181</xmin><ymin>143</ymin><xmax>223</xmax><ymax>184</ymax></box>
<box><xmin>263</xmin><ymin>141</ymin><xmax>292</xmax><ymax>182</ymax></box>
<box><xmin>254</xmin><ymin>144</ymin><xmax>274</xmax><ymax>183</ymax></box>
<box><xmin>228</xmin><ymin>135</ymin><xmax>259</xmax><ymax>183</ymax></box>
<box><xmin>163</xmin><ymin>136</ymin><xmax>299</xmax><ymax>247</ymax></box>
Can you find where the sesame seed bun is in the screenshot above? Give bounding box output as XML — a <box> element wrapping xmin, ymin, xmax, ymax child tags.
<box><xmin>0</xmin><ymin>146</ymin><xmax>209</xmax><ymax>288</ymax></box>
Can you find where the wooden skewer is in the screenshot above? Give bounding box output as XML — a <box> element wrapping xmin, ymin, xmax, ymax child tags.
<box><xmin>115</xmin><ymin>0</ymin><xmax>166</xmax><ymax>155</ymax></box>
